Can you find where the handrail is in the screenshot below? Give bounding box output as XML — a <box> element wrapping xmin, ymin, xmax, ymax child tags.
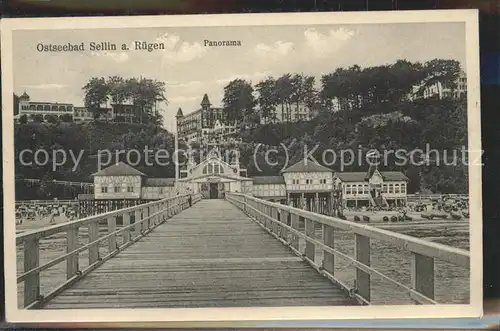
<box><xmin>407</xmin><ymin>194</ymin><xmax>469</xmax><ymax>200</ymax></box>
<box><xmin>16</xmin><ymin>200</ymin><xmax>79</xmax><ymax>206</ymax></box>
<box><xmin>226</xmin><ymin>192</ymin><xmax>469</xmax><ymax>305</ymax></box>
<box><xmin>19</xmin><ymin>178</ymin><xmax>94</xmax><ymax>187</ymax></box>
<box><xmin>17</xmin><ymin>193</ymin><xmax>202</xmax><ymax>309</ymax></box>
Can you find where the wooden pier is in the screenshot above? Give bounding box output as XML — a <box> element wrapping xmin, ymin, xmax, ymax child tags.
<box><xmin>16</xmin><ymin>193</ymin><xmax>470</xmax><ymax>309</ymax></box>
<box><xmin>44</xmin><ymin>200</ymin><xmax>357</xmax><ymax>308</ymax></box>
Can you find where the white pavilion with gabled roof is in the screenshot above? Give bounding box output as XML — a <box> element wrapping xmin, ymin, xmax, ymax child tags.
<box><xmin>179</xmin><ymin>147</ymin><xmax>253</xmax><ymax>199</ymax></box>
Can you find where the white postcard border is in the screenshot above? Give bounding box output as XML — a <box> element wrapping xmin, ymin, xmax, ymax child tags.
<box><xmin>1</xmin><ymin>9</ymin><xmax>483</xmax><ymax>323</ymax></box>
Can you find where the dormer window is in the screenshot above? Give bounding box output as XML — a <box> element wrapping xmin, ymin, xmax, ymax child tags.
<box><xmin>101</xmin><ymin>186</ymin><xmax>108</xmax><ymax>193</ymax></box>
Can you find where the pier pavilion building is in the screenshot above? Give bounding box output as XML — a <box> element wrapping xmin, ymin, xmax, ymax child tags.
<box><xmin>86</xmin><ymin>151</ymin><xmax>409</xmax><ymax>215</ymax></box>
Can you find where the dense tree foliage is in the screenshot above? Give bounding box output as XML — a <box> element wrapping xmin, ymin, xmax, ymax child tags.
<box><xmin>83</xmin><ymin>76</ymin><xmax>166</xmax><ymax>124</ymax></box>
<box><xmin>233</xmin><ymin>59</ymin><xmax>467</xmax><ymax>194</ymax></box>
<box><xmin>15</xmin><ymin>58</ymin><xmax>468</xmax><ymax>198</ymax></box>
<box><xmin>14</xmin><ymin>122</ymin><xmax>178</xmax><ymax>199</ymax></box>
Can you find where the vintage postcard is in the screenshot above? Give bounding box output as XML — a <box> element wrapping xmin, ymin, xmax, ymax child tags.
<box><xmin>2</xmin><ymin>10</ymin><xmax>482</xmax><ymax>324</ymax></box>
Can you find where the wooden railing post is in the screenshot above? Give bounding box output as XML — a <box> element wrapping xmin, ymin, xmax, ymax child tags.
<box><xmin>323</xmin><ymin>225</ymin><xmax>335</xmax><ymax>275</ymax></box>
<box><xmin>122</xmin><ymin>212</ymin><xmax>131</xmax><ymax>243</ymax></box>
<box><xmin>305</xmin><ymin>218</ymin><xmax>315</xmax><ymax>261</ymax></box>
<box><xmin>160</xmin><ymin>202</ymin><xmax>166</xmax><ymax>222</ymax></box>
<box><xmin>108</xmin><ymin>215</ymin><xmax>117</xmax><ymax>252</ymax></box>
<box><xmin>152</xmin><ymin>205</ymin><xmax>157</xmax><ymax>225</ymax></box>
<box><xmin>271</xmin><ymin>207</ymin><xmax>278</xmax><ymax>234</ymax></box>
<box><xmin>88</xmin><ymin>221</ymin><xmax>99</xmax><ymax>264</ymax></box>
<box><xmin>23</xmin><ymin>238</ymin><xmax>40</xmax><ymax>306</ymax></box>
<box><xmin>148</xmin><ymin>206</ymin><xmax>153</xmax><ymax>228</ymax></box>
<box><xmin>411</xmin><ymin>253</ymin><xmax>435</xmax><ymax>302</ymax></box>
<box><xmin>141</xmin><ymin>207</ymin><xmax>148</xmax><ymax>232</ymax></box>
<box><xmin>134</xmin><ymin>209</ymin><xmax>142</xmax><ymax>237</ymax></box>
<box><xmin>66</xmin><ymin>227</ymin><xmax>79</xmax><ymax>279</ymax></box>
<box><xmin>267</xmin><ymin>205</ymin><xmax>272</xmax><ymax>230</ymax></box>
<box><xmin>355</xmin><ymin>234</ymin><xmax>371</xmax><ymax>302</ymax></box>
<box><xmin>290</xmin><ymin>213</ymin><xmax>299</xmax><ymax>251</ymax></box>
<box><xmin>281</xmin><ymin>210</ymin><xmax>289</xmax><ymax>241</ymax></box>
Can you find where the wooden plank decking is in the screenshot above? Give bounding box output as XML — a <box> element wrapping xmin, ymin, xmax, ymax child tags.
<box><xmin>43</xmin><ymin>199</ymin><xmax>358</xmax><ymax>309</ymax></box>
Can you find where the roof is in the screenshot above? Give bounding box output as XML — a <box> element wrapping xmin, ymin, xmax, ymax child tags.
<box><xmin>201</xmin><ymin>94</ymin><xmax>211</xmax><ymax>106</ymax></box>
<box><xmin>252</xmin><ymin>176</ymin><xmax>285</xmax><ymax>185</ymax></box>
<box><xmin>91</xmin><ymin>162</ymin><xmax>146</xmax><ymax>177</ymax></box>
<box><xmin>380</xmin><ymin>171</ymin><xmax>409</xmax><ymax>181</ymax></box>
<box><xmin>144</xmin><ymin>178</ymin><xmax>176</xmax><ymax>187</ymax></box>
<box><xmin>336</xmin><ymin>171</ymin><xmax>409</xmax><ymax>182</ymax></box>
<box><xmin>20</xmin><ymin>91</ymin><xmax>30</xmax><ymax>99</ymax></box>
<box><xmin>365</xmin><ymin>165</ymin><xmax>376</xmax><ymax>180</ymax></box>
<box><xmin>29</xmin><ymin>102</ymin><xmax>74</xmax><ymax>106</ymax></box>
<box><xmin>176</xmin><ymin>107</ymin><xmax>184</xmax><ymax>117</ymax></box>
<box><xmin>282</xmin><ymin>159</ymin><xmax>332</xmax><ymax>173</ymax></box>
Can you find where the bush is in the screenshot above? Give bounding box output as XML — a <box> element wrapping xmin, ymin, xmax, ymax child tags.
<box><xmin>46</xmin><ymin>115</ymin><xmax>58</xmax><ymax>124</ymax></box>
<box><xmin>19</xmin><ymin>114</ymin><xmax>28</xmax><ymax>124</ymax></box>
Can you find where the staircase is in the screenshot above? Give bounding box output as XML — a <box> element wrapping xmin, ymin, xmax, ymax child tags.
<box><xmin>380</xmin><ymin>194</ymin><xmax>389</xmax><ymax>207</ymax></box>
<box><xmin>369</xmin><ymin>192</ymin><xmax>387</xmax><ymax>207</ymax></box>
<box><xmin>368</xmin><ymin>193</ymin><xmax>377</xmax><ymax>207</ymax></box>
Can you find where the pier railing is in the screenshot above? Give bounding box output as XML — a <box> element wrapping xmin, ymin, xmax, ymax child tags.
<box><xmin>226</xmin><ymin>192</ymin><xmax>470</xmax><ymax>305</ymax></box>
<box><xmin>16</xmin><ymin>193</ymin><xmax>202</xmax><ymax>309</ymax></box>
<box><xmin>16</xmin><ymin>200</ymin><xmax>79</xmax><ymax>207</ymax></box>
<box><xmin>407</xmin><ymin>194</ymin><xmax>469</xmax><ymax>202</ymax></box>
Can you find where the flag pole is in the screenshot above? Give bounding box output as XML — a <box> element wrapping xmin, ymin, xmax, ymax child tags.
<box><xmin>174</xmin><ymin>122</ymin><xmax>179</xmax><ymax>183</ymax></box>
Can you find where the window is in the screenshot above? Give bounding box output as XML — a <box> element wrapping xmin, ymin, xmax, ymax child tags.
<box><xmin>401</xmin><ymin>184</ymin><xmax>406</xmax><ymax>193</ymax></box>
<box><xmin>382</xmin><ymin>184</ymin><xmax>388</xmax><ymax>193</ymax></box>
<box><xmin>101</xmin><ymin>186</ymin><xmax>108</xmax><ymax>193</ymax></box>
<box><xmin>114</xmin><ymin>186</ymin><xmax>121</xmax><ymax>193</ymax></box>
<box><xmin>364</xmin><ymin>184</ymin><xmax>369</xmax><ymax>194</ymax></box>
<box><xmin>358</xmin><ymin>185</ymin><xmax>363</xmax><ymax>194</ymax></box>
<box><xmin>127</xmin><ymin>186</ymin><xmax>134</xmax><ymax>192</ymax></box>
<box><xmin>395</xmin><ymin>184</ymin><xmax>400</xmax><ymax>194</ymax></box>
<box><xmin>346</xmin><ymin>185</ymin><xmax>351</xmax><ymax>195</ymax></box>
<box><xmin>388</xmin><ymin>184</ymin><xmax>393</xmax><ymax>194</ymax></box>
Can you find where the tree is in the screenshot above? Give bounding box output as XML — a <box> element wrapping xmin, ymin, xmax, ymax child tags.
<box><xmin>82</xmin><ymin>77</ymin><xmax>109</xmax><ymax>120</ymax></box>
<box><xmin>126</xmin><ymin>77</ymin><xmax>167</xmax><ymax>124</ymax></box>
<box><xmin>423</xmin><ymin>59</ymin><xmax>461</xmax><ymax>91</ymax></box>
<box><xmin>46</xmin><ymin>115</ymin><xmax>58</xmax><ymax>124</ymax></box>
<box><xmin>275</xmin><ymin>74</ymin><xmax>293</xmax><ymax>122</ymax></box>
<box><xmin>19</xmin><ymin>114</ymin><xmax>28</xmax><ymax>124</ymax></box>
<box><xmin>108</xmin><ymin>76</ymin><xmax>127</xmax><ymax>105</ymax></box>
<box><xmin>33</xmin><ymin>114</ymin><xmax>44</xmax><ymax>123</ymax></box>
<box><xmin>256</xmin><ymin>77</ymin><xmax>278</xmax><ymax>124</ymax></box>
<box><xmin>290</xmin><ymin>74</ymin><xmax>318</xmax><ymax>119</ymax></box>
<box><xmin>82</xmin><ymin>76</ymin><xmax>167</xmax><ymax>125</ymax></box>
<box><xmin>222</xmin><ymin>79</ymin><xmax>256</xmax><ymax>124</ymax></box>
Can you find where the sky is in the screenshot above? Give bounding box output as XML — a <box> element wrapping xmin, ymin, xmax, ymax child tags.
<box><xmin>13</xmin><ymin>22</ymin><xmax>466</xmax><ymax>131</ymax></box>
